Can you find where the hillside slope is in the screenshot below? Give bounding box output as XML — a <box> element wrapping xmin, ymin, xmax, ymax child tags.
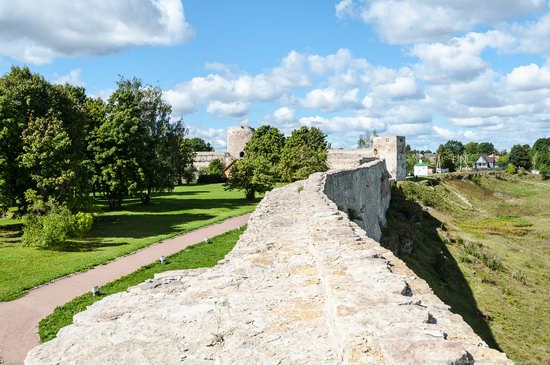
<box><xmin>381</xmin><ymin>173</ymin><xmax>550</xmax><ymax>364</ymax></box>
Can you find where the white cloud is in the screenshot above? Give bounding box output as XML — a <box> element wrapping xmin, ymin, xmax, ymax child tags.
<box><xmin>299</xmin><ymin>114</ymin><xmax>384</xmax><ymax>133</ymax></box>
<box><xmin>0</xmin><ymin>0</ymin><xmax>193</xmax><ymax>64</ymax></box>
<box><xmin>411</xmin><ymin>31</ymin><xmax>514</xmax><ymax>82</ymax></box>
<box><xmin>506</xmin><ymin>63</ymin><xmax>550</xmax><ymax>91</ymax></box>
<box><xmin>337</xmin><ymin>0</ymin><xmax>544</xmax><ymax>44</ymax></box>
<box><xmin>372</xmin><ymin>77</ymin><xmax>423</xmax><ymax>99</ymax></box>
<box><xmin>187</xmin><ymin>126</ymin><xmax>227</xmax><ymax>149</ymax></box>
<box><xmin>53</xmin><ymin>69</ymin><xmax>84</xmax><ymax>87</ymax></box>
<box><xmin>206</xmin><ymin>100</ymin><xmax>249</xmax><ymax>118</ymax></box>
<box><xmin>301</xmin><ymin>87</ymin><xmax>362</xmax><ymax>111</ymax></box>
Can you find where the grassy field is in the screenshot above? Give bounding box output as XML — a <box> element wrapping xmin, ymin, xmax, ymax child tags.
<box><xmin>0</xmin><ymin>184</ymin><xmax>259</xmax><ymax>302</ymax></box>
<box><xmin>381</xmin><ymin>174</ymin><xmax>550</xmax><ymax>364</ymax></box>
<box><xmin>39</xmin><ymin>226</ymin><xmax>244</xmax><ymax>342</ymax></box>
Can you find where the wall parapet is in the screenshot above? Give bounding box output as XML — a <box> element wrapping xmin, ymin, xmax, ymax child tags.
<box><xmin>26</xmin><ymin>163</ymin><xmax>512</xmax><ymax>365</ymax></box>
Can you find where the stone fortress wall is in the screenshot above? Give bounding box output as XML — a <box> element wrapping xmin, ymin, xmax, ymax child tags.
<box><xmin>328</xmin><ymin>136</ymin><xmax>407</xmax><ymax>180</ymax></box>
<box><xmin>26</xmin><ymin>161</ymin><xmax>511</xmax><ymax>364</ymax></box>
<box><xmin>192</xmin><ymin>125</ymin><xmax>254</xmax><ymax>171</ymax></box>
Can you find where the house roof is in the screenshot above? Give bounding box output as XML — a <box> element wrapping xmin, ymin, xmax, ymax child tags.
<box><xmin>414</xmin><ymin>162</ymin><xmax>430</xmax><ymax>167</ymax></box>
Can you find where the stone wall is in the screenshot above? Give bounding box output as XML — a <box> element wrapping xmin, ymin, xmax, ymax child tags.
<box><xmin>193</xmin><ymin>151</ymin><xmax>231</xmax><ymax>171</ymax></box>
<box><xmin>324</xmin><ymin>161</ymin><xmax>390</xmax><ymax>241</ymax></box>
<box><xmin>227</xmin><ymin>125</ymin><xmax>254</xmax><ymax>160</ymax></box>
<box><xmin>327</xmin><ymin>136</ymin><xmax>406</xmax><ymax>181</ymax></box>
<box><xmin>26</xmin><ymin>163</ymin><xmax>511</xmax><ymax>365</ymax></box>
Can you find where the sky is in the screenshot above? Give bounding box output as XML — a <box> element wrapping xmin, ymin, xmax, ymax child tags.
<box><xmin>1</xmin><ymin>0</ymin><xmax>550</xmax><ymax>151</ymax></box>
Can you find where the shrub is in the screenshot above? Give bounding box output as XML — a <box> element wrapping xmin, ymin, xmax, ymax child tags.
<box><xmin>505</xmin><ymin>164</ymin><xmax>517</xmax><ymax>174</ymax></box>
<box><xmin>21</xmin><ymin>191</ymin><xmax>93</xmax><ymax>248</ymax></box>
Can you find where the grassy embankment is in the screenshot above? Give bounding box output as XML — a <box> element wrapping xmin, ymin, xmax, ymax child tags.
<box><xmin>39</xmin><ymin>226</ymin><xmax>244</xmax><ymax>342</ymax></box>
<box><xmin>0</xmin><ymin>184</ymin><xmax>259</xmax><ymax>302</ymax></box>
<box><xmin>381</xmin><ymin>173</ymin><xmax>549</xmax><ymax>364</ymax></box>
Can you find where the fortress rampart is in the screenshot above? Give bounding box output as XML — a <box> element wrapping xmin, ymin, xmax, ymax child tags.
<box><xmin>26</xmin><ymin>161</ymin><xmax>511</xmax><ymax>364</ymax></box>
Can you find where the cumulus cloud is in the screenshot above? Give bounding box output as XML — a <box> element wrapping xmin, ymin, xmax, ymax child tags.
<box><xmin>206</xmin><ymin>100</ymin><xmax>249</xmax><ymax>118</ymax></box>
<box><xmin>299</xmin><ymin>114</ymin><xmax>385</xmax><ymax>133</ymax></box>
<box><xmin>53</xmin><ymin>69</ymin><xmax>84</xmax><ymax>86</ymax></box>
<box><xmin>162</xmin><ymin>46</ymin><xmax>550</xmax><ymax>151</ymax></box>
<box><xmin>336</xmin><ymin>0</ymin><xmax>544</xmax><ymax>44</ymax></box>
<box><xmin>506</xmin><ymin>63</ymin><xmax>550</xmax><ymax>91</ymax></box>
<box><xmin>187</xmin><ymin>126</ymin><xmax>227</xmax><ymax>149</ymax></box>
<box><xmin>0</xmin><ymin>0</ymin><xmax>193</xmax><ymax>64</ymax></box>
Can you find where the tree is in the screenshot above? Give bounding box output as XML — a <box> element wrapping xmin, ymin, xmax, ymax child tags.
<box><xmin>225</xmin><ymin>157</ymin><xmax>274</xmax><ymax>200</ymax></box>
<box><xmin>443</xmin><ymin>140</ymin><xmax>464</xmax><ymax>156</ymax></box>
<box><xmin>188</xmin><ymin>137</ymin><xmax>214</xmax><ymax>152</ymax></box>
<box><xmin>279</xmin><ymin>126</ymin><xmax>328</xmax><ymax>182</ymax></box>
<box><xmin>0</xmin><ymin>67</ymin><xmax>88</xmax><ymax>212</ymax></box>
<box><xmin>357</xmin><ymin>130</ymin><xmax>378</xmax><ymax>149</ymax></box>
<box><xmin>436</xmin><ymin>145</ymin><xmax>456</xmax><ymax>172</ymax></box>
<box><xmin>225</xmin><ymin>125</ymin><xmax>285</xmax><ymax>198</ymax></box>
<box><xmin>496</xmin><ymin>154</ymin><xmax>509</xmax><ymax>169</ymax></box>
<box><xmin>509</xmin><ymin>144</ymin><xmax>532</xmax><ymax>170</ymax></box>
<box><xmin>90</xmin><ymin>78</ymin><xmax>193</xmax><ymax>208</ymax></box>
<box><xmin>477</xmin><ymin>142</ymin><xmax>495</xmax><ymax>155</ymax></box>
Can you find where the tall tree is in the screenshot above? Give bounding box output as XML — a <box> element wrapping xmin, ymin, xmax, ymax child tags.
<box><xmin>0</xmin><ymin>67</ymin><xmax>88</xmax><ymax>211</ymax></box>
<box><xmin>279</xmin><ymin>126</ymin><xmax>328</xmax><ymax>181</ymax></box>
<box><xmin>225</xmin><ymin>125</ymin><xmax>285</xmax><ymax>199</ymax></box>
<box><xmin>187</xmin><ymin>137</ymin><xmax>214</xmax><ymax>152</ymax></box>
<box><xmin>443</xmin><ymin>140</ymin><xmax>465</xmax><ymax>156</ymax></box>
<box><xmin>477</xmin><ymin>142</ymin><xmax>495</xmax><ymax>155</ymax></box>
<box><xmin>357</xmin><ymin>130</ymin><xmax>378</xmax><ymax>149</ymax></box>
<box><xmin>509</xmin><ymin>144</ymin><xmax>532</xmax><ymax>170</ymax></box>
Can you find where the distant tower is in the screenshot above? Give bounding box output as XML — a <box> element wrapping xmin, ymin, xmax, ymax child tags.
<box><xmin>227</xmin><ymin>125</ymin><xmax>254</xmax><ymax>160</ymax></box>
<box><xmin>372</xmin><ymin>136</ymin><xmax>406</xmax><ymax>180</ymax></box>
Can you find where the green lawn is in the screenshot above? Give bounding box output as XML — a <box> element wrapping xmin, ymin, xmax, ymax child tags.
<box><xmin>382</xmin><ymin>174</ymin><xmax>550</xmax><ymax>364</ymax></box>
<box><xmin>0</xmin><ymin>184</ymin><xmax>259</xmax><ymax>301</ymax></box>
<box><xmin>39</xmin><ymin>226</ymin><xmax>244</xmax><ymax>342</ymax></box>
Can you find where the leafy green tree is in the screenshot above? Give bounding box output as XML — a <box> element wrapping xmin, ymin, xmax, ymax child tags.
<box><xmin>225</xmin><ymin>157</ymin><xmax>273</xmax><ymax>200</ymax></box>
<box><xmin>443</xmin><ymin>140</ymin><xmax>464</xmax><ymax>156</ymax></box>
<box><xmin>279</xmin><ymin>126</ymin><xmax>328</xmax><ymax>181</ymax></box>
<box><xmin>436</xmin><ymin>145</ymin><xmax>456</xmax><ymax>172</ymax></box>
<box><xmin>225</xmin><ymin>125</ymin><xmax>285</xmax><ymax>198</ymax></box>
<box><xmin>0</xmin><ymin>67</ymin><xmax>88</xmax><ymax>212</ymax></box>
<box><xmin>509</xmin><ymin>144</ymin><xmax>532</xmax><ymax>170</ymax></box>
<box><xmin>464</xmin><ymin>142</ymin><xmax>479</xmax><ymax>155</ymax></box>
<box><xmin>201</xmin><ymin>159</ymin><xmax>224</xmax><ymax>176</ymax></box>
<box><xmin>532</xmin><ymin>137</ymin><xmax>550</xmax><ymax>155</ymax></box>
<box><xmin>188</xmin><ymin>137</ymin><xmax>214</xmax><ymax>152</ymax></box>
<box><xmin>478</xmin><ymin>142</ymin><xmax>495</xmax><ymax>155</ymax></box>
<box><xmin>357</xmin><ymin>130</ymin><xmax>378</xmax><ymax>149</ymax></box>
<box><xmin>496</xmin><ymin>154</ymin><xmax>509</xmax><ymax>168</ymax></box>
<box><xmin>89</xmin><ymin>78</ymin><xmax>145</xmax><ymax>209</ymax></box>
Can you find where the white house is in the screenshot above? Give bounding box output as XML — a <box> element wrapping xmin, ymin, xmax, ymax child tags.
<box><xmin>414</xmin><ymin>160</ymin><xmax>433</xmax><ymax>176</ymax></box>
<box><xmin>474</xmin><ymin>155</ymin><xmax>496</xmax><ymax>169</ymax></box>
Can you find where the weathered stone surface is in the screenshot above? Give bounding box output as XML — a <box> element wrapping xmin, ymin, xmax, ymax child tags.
<box><xmin>25</xmin><ymin>161</ymin><xmax>512</xmax><ymax>365</ymax></box>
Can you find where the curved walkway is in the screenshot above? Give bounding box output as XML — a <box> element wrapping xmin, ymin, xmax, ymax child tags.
<box><xmin>0</xmin><ymin>214</ymin><xmax>250</xmax><ymax>365</ymax></box>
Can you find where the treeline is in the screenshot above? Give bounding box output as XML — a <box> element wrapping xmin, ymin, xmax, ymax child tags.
<box><xmin>406</xmin><ymin>138</ymin><xmax>550</xmax><ymax>177</ymax></box>
<box><xmin>0</xmin><ymin>66</ymin><xmax>195</xmax><ymax>214</ymax></box>
<box><xmin>225</xmin><ymin>125</ymin><xmax>328</xmax><ymax>199</ymax></box>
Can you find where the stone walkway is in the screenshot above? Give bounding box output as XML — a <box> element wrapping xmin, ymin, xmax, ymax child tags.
<box><xmin>0</xmin><ymin>214</ymin><xmax>250</xmax><ymax>365</ymax></box>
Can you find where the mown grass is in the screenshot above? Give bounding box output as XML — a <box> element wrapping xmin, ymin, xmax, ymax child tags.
<box><xmin>382</xmin><ymin>175</ymin><xmax>550</xmax><ymax>364</ymax></box>
<box><xmin>0</xmin><ymin>184</ymin><xmax>259</xmax><ymax>301</ymax></box>
<box><xmin>39</xmin><ymin>227</ymin><xmax>244</xmax><ymax>342</ymax></box>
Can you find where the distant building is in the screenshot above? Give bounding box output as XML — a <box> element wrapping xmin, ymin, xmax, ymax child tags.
<box><xmin>474</xmin><ymin>155</ymin><xmax>496</xmax><ymax>169</ymax></box>
<box><xmin>413</xmin><ymin>160</ymin><xmax>433</xmax><ymax>176</ymax></box>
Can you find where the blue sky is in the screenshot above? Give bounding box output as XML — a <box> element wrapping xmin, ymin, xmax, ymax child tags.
<box><xmin>1</xmin><ymin>0</ymin><xmax>550</xmax><ymax>151</ymax></box>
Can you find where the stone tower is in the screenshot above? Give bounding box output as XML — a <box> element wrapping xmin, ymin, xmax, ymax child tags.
<box><xmin>227</xmin><ymin>125</ymin><xmax>254</xmax><ymax>159</ymax></box>
<box><xmin>372</xmin><ymin>136</ymin><xmax>406</xmax><ymax>180</ymax></box>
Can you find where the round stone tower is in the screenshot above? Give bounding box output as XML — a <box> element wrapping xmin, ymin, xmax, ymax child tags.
<box><xmin>227</xmin><ymin>125</ymin><xmax>254</xmax><ymax>159</ymax></box>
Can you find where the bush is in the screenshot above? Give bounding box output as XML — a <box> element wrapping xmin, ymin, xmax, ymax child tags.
<box><xmin>505</xmin><ymin>164</ymin><xmax>517</xmax><ymax>174</ymax></box>
<box><xmin>21</xmin><ymin>191</ymin><xmax>93</xmax><ymax>248</ymax></box>
<box><xmin>197</xmin><ymin>174</ymin><xmax>226</xmax><ymax>184</ymax></box>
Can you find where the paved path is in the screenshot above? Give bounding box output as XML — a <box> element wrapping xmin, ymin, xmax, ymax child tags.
<box><xmin>0</xmin><ymin>214</ymin><xmax>250</xmax><ymax>365</ymax></box>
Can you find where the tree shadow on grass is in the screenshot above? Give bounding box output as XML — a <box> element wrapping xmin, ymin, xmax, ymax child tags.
<box><xmin>90</xmin><ymin>212</ymin><xmax>217</xmax><ymax>239</ymax></box>
<box><xmin>381</xmin><ymin>186</ymin><xmax>503</xmax><ymax>351</ymax></box>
